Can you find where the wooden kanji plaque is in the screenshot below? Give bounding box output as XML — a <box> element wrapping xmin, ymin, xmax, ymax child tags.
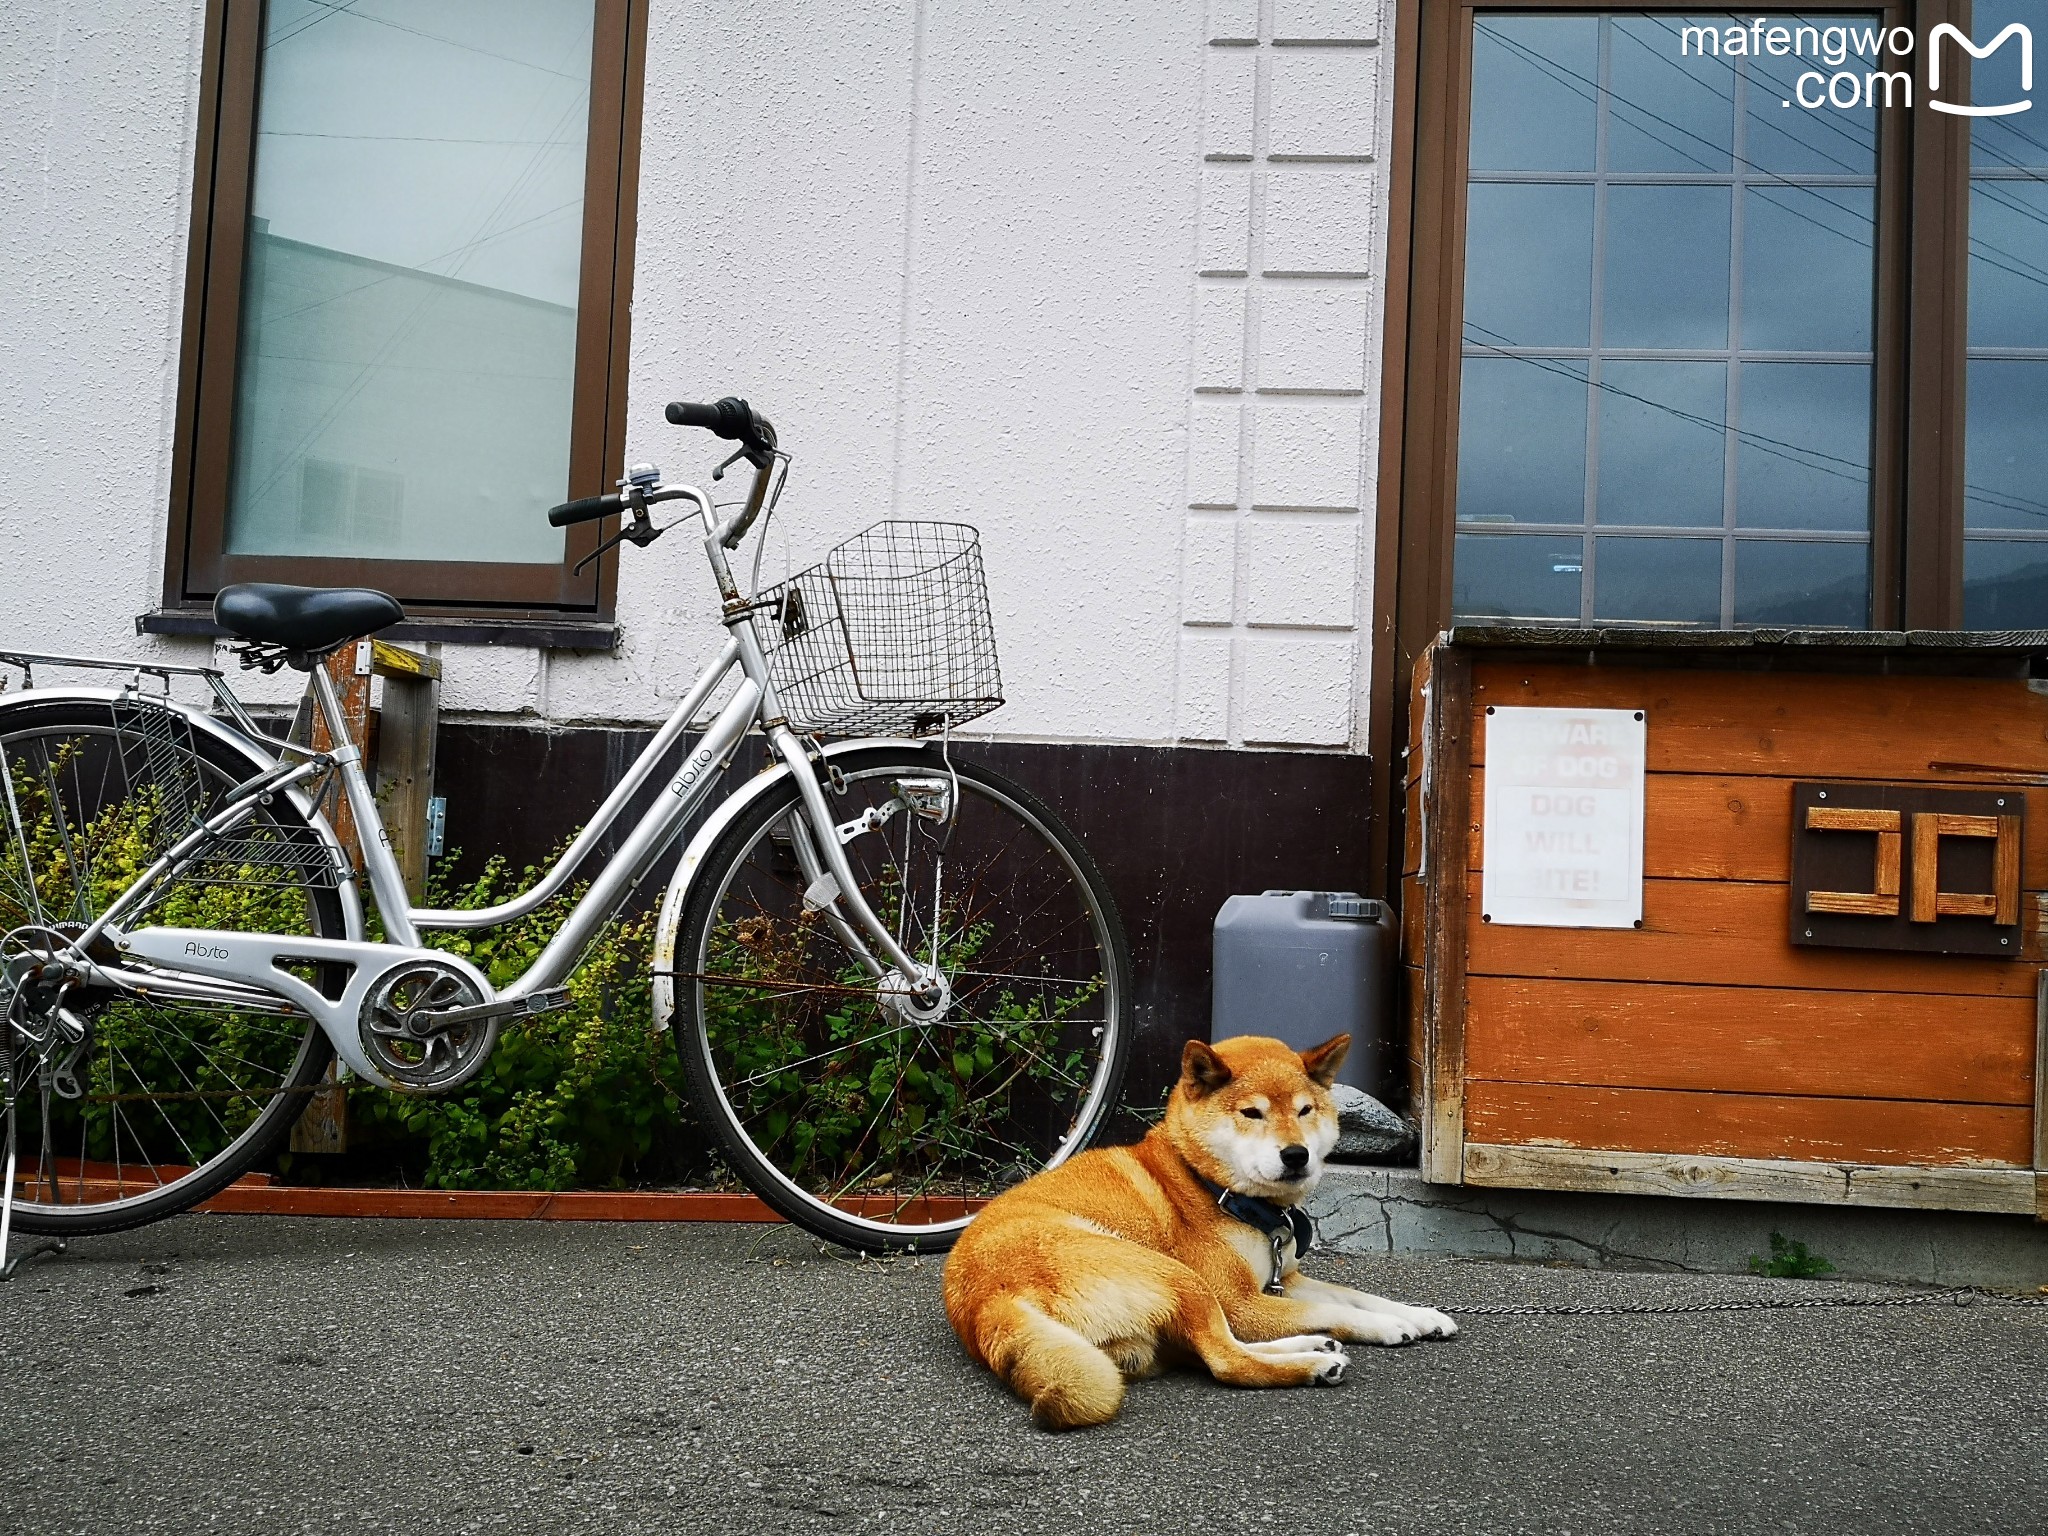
<box><xmin>1790</xmin><ymin>783</ymin><xmax>2024</xmax><ymax>957</ymax></box>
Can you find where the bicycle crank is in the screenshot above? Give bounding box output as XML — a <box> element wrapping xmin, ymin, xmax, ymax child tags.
<box><xmin>358</xmin><ymin>959</ymin><xmax>495</xmax><ymax>1095</ymax></box>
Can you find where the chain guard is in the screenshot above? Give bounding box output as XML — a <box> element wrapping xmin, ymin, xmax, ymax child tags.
<box><xmin>358</xmin><ymin>958</ymin><xmax>497</xmax><ymax>1095</ymax></box>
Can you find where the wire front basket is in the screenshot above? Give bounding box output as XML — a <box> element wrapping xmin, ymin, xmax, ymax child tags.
<box><xmin>752</xmin><ymin>521</ymin><xmax>1004</xmax><ymax>738</ymax></box>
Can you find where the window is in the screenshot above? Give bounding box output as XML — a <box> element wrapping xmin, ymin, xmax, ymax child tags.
<box><xmin>162</xmin><ymin>0</ymin><xmax>644</xmax><ymax>624</ymax></box>
<box><xmin>1455</xmin><ymin>13</ymin><xmax>1880</xmax><ymax>628</ymax></box>
<box><xmin>1388</xmin><ymin>0</ymin><xmax>2048</xmax><ymax>648</ymax></box>
<box><xmin>1962</xmin><ymin>0</ymin><xmax>2048</xmax><ymax>623</ymax></box>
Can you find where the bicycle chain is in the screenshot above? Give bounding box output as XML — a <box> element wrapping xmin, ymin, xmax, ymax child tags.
<box><xmin>1448</xmin><ymin>1286</ymin><xmax>2048</xmax><ymax>1317</ymax></box>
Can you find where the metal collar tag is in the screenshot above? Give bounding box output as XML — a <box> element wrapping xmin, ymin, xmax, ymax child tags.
<box><xmin>1194</xmin><ymin>1173</ymin><xmax>1316</xmax><ymax>1296</ymax></box>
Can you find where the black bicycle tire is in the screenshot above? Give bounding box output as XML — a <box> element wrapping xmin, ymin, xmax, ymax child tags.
<box><xmin>1</xmin><ymin>697</ymin><xmax>341</xmax><ymax>1237</ymax></box>
<box><xmin>670</xmin><ymin>746</ymin><xmax>1133</xmax><ymax>1252</ymax></box>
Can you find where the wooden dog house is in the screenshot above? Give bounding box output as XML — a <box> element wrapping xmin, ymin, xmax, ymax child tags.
<box><xmin>1404</xmin><ymin>629</ymin><xmax>2048</xmax><ymax>1220</ymax></box>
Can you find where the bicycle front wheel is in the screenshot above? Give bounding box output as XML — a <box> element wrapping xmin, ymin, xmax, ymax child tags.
<box><xmin>0</xmin><ymin>696</ymin><xmax>344</xmax><ymax>1236</ymax></box>
<box><xmin>663</xmin><ymin>746</ymin><xmax>1132</xmax><ymax>1251</ymax></box>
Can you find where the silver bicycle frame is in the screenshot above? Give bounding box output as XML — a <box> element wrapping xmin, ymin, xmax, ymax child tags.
<box><xmin>178</xmin><ymin>462</ymin><xmax>937</xmax><ymax>1012</ymax></box>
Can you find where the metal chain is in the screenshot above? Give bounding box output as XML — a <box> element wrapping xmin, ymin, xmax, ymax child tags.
<box><xmin>1451</xmin><ymin>1286</ymin><xmax>2048</xmax><ymax>1317</ymax></box>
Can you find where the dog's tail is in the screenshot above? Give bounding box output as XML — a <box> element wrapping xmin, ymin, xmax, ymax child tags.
<box><xmin>975</xmin><ymin>1297</ymin><xmax>1125</xmax><ymax>1430</ymax></box>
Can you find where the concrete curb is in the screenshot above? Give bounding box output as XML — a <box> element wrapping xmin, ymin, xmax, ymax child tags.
<box><xmin>1309</xmin><ymin>1165</ymin><xmax>2048</xmax><ymax>1290</ymax></box>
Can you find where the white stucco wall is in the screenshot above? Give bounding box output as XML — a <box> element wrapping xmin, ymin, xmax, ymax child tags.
<box><xmin>0</xmin><ymin>0</ymin><xmax>1395</xmax><ymax>752</ymax></box>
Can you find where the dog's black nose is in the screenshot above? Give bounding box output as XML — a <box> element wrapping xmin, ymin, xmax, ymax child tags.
<box><xmin>1280</xmin><ymin>1144</ymin><xmax>1310</xmax><ymax>1171</ymax></box>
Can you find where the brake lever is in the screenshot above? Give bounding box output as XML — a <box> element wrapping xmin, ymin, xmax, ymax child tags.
<box><xmin>573</xmin><ymin>506</ymin><xmax>664</xmax><ymax>574</ymax></box>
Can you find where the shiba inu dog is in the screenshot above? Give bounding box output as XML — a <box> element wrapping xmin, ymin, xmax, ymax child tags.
<box><xmin>943</xmin><ymin>1032</ymin><xmax>1456</xmax><ymax>1430</ymax></box>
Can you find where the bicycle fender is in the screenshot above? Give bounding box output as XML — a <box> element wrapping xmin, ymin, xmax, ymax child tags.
<box><xmin>0</xmin><ymin>684</ymin><xmax>366</xmax><ymax>940</ymax></box>
<box><xmin>649</xmin><ymin>737</ymin><xmax>933</xmax><ymax>1031</ymax></box>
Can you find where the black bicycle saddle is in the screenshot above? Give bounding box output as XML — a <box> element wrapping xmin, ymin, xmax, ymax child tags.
<box><xmin>214</xmin><ymin>583</ymin><xmax>405</xmax><ymax>654</ymax></box>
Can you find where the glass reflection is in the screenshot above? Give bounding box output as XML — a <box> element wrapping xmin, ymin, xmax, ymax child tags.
<box><xmin>1464</xmin><ymin>184</ymin><xmax>1595</xmax><ymax>349</ymax></box>
<box><xmin>1606</xmin><ymin>15</ymin><xmax>1735</xmax><ymax>174</ymax></box>
<box><xmin>1594</xmin><ymin>537</ymin><xmax>1721</xmax><ymax>624</ymax></box>
<box><xmin>1959</xmin><ymin>0</ymin><xmax>2048</xmax><ymax>623</ymax></box>
<box><xmin>1451</xmin><ymin>12</ymin><xmax>1877</xmax><ymax>631</ymax></box>
<box><xmin>1595</xmin><ymin>361</ymin><xmax>1726</xmax><ymax>527</ymax></box>
<box><xmin>1457</xmin><ymin>357</ymin><xmax>1589</xmax><ymax>524</ymax></box>
<box><xmin>1455</xmin><ymin>534</ymin><xmax>1585</xmax><ymax>622</ymax></box>
<box><xmin>1604</xmin><ymin>187</ymin><xmax>1730</xmax><ymax>349</ymax></box>
<box><xmin>1737</xmin><ymin>363</ymin><xmax>1871</xmax><ymax>531</ymax></box>
<box><xmin>1733</xmin><ymin>540</ymin><xmax>1867</xmax><ymax>626</ymax></box>
<box><xmin>1469</xmin><ymin>16</ymin><xmax>1599</xmax><ymax>173</ymax></box>
<box><xmin>1964</xmin><ymin>361</ymin><xmax>2048</xmax><ymax>533</ymax></box>
<box><xmin>1742</xmin><ymin>187</ymin><xmax>1875</xmax><ymax>352</ymax></box>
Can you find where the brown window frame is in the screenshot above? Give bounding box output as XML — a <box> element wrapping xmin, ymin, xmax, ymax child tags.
<box><xmin>1369</xmin><ymin>0</ymin><xmax>1980</xmax><ymax>889</ymax></box>
<box><xmin>158</xmin><ymin>0</ymin><xmax>647</xmax><ymax>629</ymax></box>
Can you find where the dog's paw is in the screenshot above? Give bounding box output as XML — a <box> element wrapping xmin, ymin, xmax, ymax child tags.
<box><xmin>1312</xmin><ymin>1351</ymin><xmax>1349</xmax><ymax>1386</ymax></box>
<box><xmin>1346</xmin><ymin>1313</ymin><xmax>1420</xmax><ymax>1347</ymax></box>
<box><xmin>1312</xmin><ymin>1335</ymin><xmax>1345</xmax><ymax>1354</ymax></box>
<box><xmin>1408</xmin><ymin>1306</ymin><xmax>1458</xmax><ymax>1339</ymax></box>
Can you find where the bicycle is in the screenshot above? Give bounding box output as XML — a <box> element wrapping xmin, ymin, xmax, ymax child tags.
<box><xmin>0</xmin><ymin>396</ymin><xmax>1133</xmax><ymax>1269</ymax></box>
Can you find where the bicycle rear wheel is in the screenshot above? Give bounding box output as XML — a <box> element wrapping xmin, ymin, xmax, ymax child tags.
<box><xmin>662</xmin><ymin>746</ymin><xmax>1132</xmax><ymax>1252</ymax></box>
<box><xmin>0</xmin><ymin>696</ymin><xmax>344</xmax><ymax>1236</ymax></box>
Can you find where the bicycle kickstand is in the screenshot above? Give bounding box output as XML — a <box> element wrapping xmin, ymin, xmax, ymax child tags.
<box><xmin>0</xmin><ymin>1084</ymin><xmax>65</xmax><ymax>1282</ymax></box>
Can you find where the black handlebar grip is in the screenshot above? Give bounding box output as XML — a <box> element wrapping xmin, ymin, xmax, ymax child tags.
<box><xmin>547</xmin><ymin>492</ymin><xmax>622</xmax><ymax>527</ymax></box>
<box><xmin>666</xmin><ymin>400</ymin><xmax>725</xmax><ymax>431</ymax></box>
<box><xmin>665</xmin><ymin>396</ymin><xmax>777</xmax><ymax>461</ymax></box>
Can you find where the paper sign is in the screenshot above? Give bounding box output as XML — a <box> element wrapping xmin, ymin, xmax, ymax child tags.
<box><xmin>1481</xmin><ymin>706</ymin><xmax>1645</xmax><ymax>929</ymax></box>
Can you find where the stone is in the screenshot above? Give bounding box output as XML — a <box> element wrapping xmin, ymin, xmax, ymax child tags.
<box><xmin>1330</xmin><ymin>1084</ymin><xmax>1418</xmax><ymax>1164</ymax></box>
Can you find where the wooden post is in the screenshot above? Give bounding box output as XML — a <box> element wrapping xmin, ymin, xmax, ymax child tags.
<box><xmin>290</xmin><ymin>637</ymin><xmax>440</xmax><ymax>1157</ymax></box>
<box><xmin>2035</xmin><ymin>968</ymin><xmax>2046</xmax><ymax>1223</ymax></box>
<box><xmin>306</xmin><ymin>644</ymin><xmax>372</xmax><ymax>873</ymax></box>
<box><xmin>371</xmin><ymin>638</ymin><xmax>441</xmax><ymax>903</ymax></box>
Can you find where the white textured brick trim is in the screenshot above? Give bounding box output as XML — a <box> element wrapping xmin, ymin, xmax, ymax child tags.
<box><xmin>1267</xmin><ymin>48</ymin><xmax>1379</xmax><ymax>161</ymax></box>
<box><xmin>1238</xmin><ymin>632</ymin><xmax>1354</xmax><ymax>746</ymax></box>
<box><xmin>1272</xmin><ymin>0</ymin><xmax>1381</xmax><ymax>45</ymax></box>
<box><xmin>1193</xmin><ymin>287</ymin><xmax>1248</xmax><ymax>391</ymax></box>
<box><xmin>1206</xmin><ymin>0</ymin><xmax>1261</xmax><ymax>45</ymax></box>
<box><xmin>1198</xmin><ymin>169</ymin><xmax>1253</xmax><ymax>275</ymax></box>
<box><xmin>1186</xmin><ymin>399</ymin><xmax>1245</xmax><ymax>508</ymax></box>
<box><xmin>1202</xmin><ymin>46</ymin><xmax>1258</xmax><ymax>161</ymax></box>
<box><xmin>1181</xmin><ymin>516</ymin><xmax>1240</xmax><ymax>625</ymax></box>
<box><xmin>1250</xmin><ymin>402</ymin><xmax>1363</xmax><ymax>511</ymax></box>
<box><xmin>1175</xmin><ymin>629</ymin><xmax>1235</xmax><ymax>741</ymax></box>
<box><xmin>1243</xmin><ymin>515</ymin><xmax>1360</xmax><ymax>629</ymax></box>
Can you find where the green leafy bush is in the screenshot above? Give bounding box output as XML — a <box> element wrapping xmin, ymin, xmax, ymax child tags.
<box><xmin>1748</xmin><ymin>1231</ymin><xmax>1836</xmax><ymax>1279</ymax></box>
<box><xmin>330</xmin><ymin>852</ymin><xmax>703</xmax><ymax>1191</ymax></box>
<box><xmin>697</xmin><ymin>892</ymin><xmax>1102</xmax><ymax>1195</ymax></box>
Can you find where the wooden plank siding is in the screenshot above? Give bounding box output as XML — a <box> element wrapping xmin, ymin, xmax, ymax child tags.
<box><xmin>1405</xmin><ymin>644</ymin><xmax>2048</xmax><ymax>1208</ymax></box>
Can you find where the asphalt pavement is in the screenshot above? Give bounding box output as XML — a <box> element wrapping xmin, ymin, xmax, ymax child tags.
<box><xmin>2</xmin><ymin>1215</ymin><xmax>2043</xmax><ymax>1535</ymax></box>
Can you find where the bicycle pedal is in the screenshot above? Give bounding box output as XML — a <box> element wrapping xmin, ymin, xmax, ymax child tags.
<box><xmin>421</xmin><ymin>986</ymin><xmax>573</xmax><ymax>1030</ymax></box>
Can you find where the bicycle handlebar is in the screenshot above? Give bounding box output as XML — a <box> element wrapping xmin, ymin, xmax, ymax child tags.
<box><xmin>665</xmin><ymin>396</ymin><xmax>777</xmax><ymax>465</ymax></box>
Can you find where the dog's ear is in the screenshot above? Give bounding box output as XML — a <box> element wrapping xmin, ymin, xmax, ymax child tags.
<box><xmin>1300</xmin><ymin>1033</ymin><xmax>1351</xmax><ymax>1088</ymax></box>
<box><xmin>1180</xmin><ymin>1039</ymin><xmax>1234</xmax><ymax>1096</ymax></box>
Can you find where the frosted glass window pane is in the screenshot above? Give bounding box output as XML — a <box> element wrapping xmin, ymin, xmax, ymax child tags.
<box><xmin>225</xmin><ymin>0</ymin><xmax>594</xmax><ymax>566</ymax></box>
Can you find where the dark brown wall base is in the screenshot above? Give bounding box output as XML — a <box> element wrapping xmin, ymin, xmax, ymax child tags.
<box><xmin>432</xmin><ymin>726</ymin><xmax>1375</xmax><ymax>1112</ymax></box>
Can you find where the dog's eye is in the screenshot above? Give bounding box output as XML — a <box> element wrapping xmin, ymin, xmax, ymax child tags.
<box><xmin>1298</xmin><ymin>1104</ymin><xmax>1313</xmax><ymax>1116</ymax></box>
<box><xmin>1239</xmin><ymin>1107</ymin><xmax>1263</xmax><ymax>1120</ymax></box>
